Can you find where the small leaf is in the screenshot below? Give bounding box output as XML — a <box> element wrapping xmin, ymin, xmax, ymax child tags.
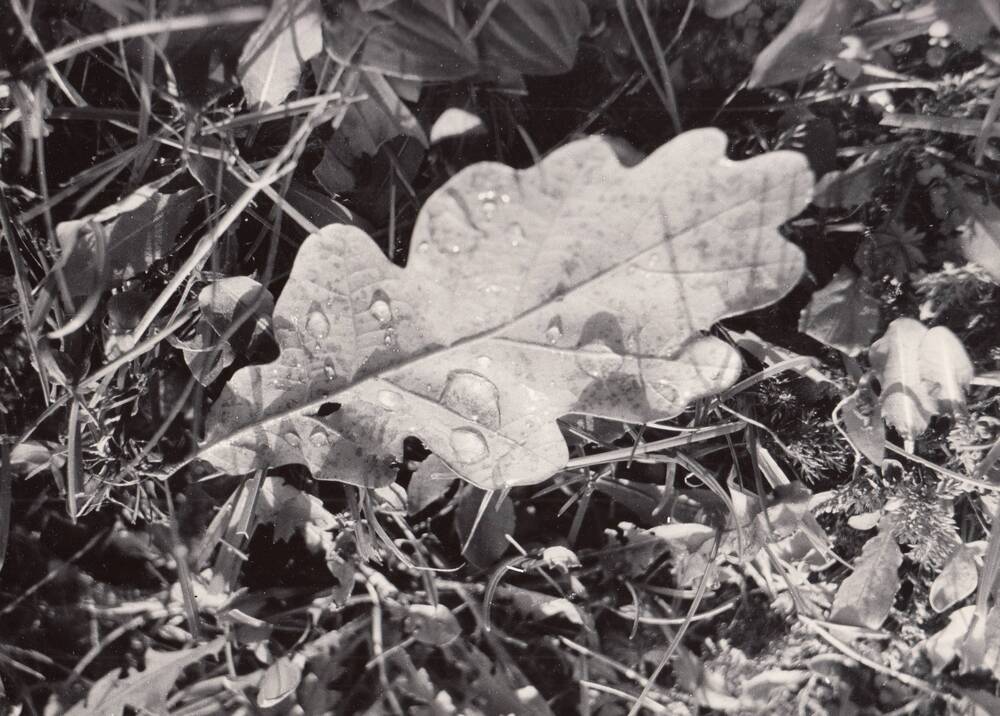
<box><xmin>799</xmin><ymin>268</ymin><xmax>880</xmax><ymax>356</ymax></box>
<box><xmin>407</xmin><ymin>603</ymin><xmax>462</xmax><ymax>645</ymax></box>
<box><xmin>65</xmin><ymin>639</ymin><xmax>225</xmax><ymax>716</ymax></box>
<box><xmin>238</xmin><ymin>0</ymin><xmax>323</xmax><ymax>108</ymax></box>
<box><xmin>199</xmin><ymin>276</ymin><xmax>276</xmax><ymax>357</ymax></box>
<box><xmin>540</xmin><ymin>545</ymin><xmax>580</xmax><ymax>572</ymax></box>
<box><xmin>749</xmin><ymin>0</ymin><xmax>862</xmax><ymax>88</ymax></box>
<box><xmin>407</xmin><ymin>455</ymin><xmax>458</xmax><ymax>515</ymax></box>
<box><xmin>920</xmin><ymin>326</ymin><xmax>974</xmax><ymax>414</ymax></box>
<box><xmin>813</xmin><ymin>145</ymin><xmax>899</xmax><ymax>208</ymax></box>
<box><xmin>496</xmin><ymin>584</ymin><xmax>584</xmax><ymax>626</ymax></box>
<box><xmin>931</xmin><ymin>544</ymin><xmax>980</xmax><ymax>613</ymax></box>
<box><xmin>925</xmin><ymin>604</ymin><xmax>976</xmax><ymax>673</ymax></box>
<box><xmin>829</xmin><ymin>528</ymin><xmax>902</xmax><ymax>630</ymax></box>
<box><xmin>57</xmin><ymin>184</ymin><xmax>196</xmax><ymax>296</ymax></box>
<box><xmin>430</xmin><ymin>107</ymin><xmax>486</xmax><ymax>144</ymax></box>
<box><xmin>257</xmin><ymin>655</ymin><xmax>303</xmax><ymax>708</ymax></box>
<box><xmin>841</xmin><ymin>377</ymin><xmax>885</xmax><ymax>464</ymax></box>
<box><xmin>456</xmin><ymin>487</ymin><xmax>515</xmax><ymax>568</ymax></box>
<box><xmin>256</xmin><ymin>478</ymin><xmax>338</xmax><ymax>545</ymax></box>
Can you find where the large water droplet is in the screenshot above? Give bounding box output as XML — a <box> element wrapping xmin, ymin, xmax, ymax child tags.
<box><xmin>440</xmin><ymin>369</ymin><xmax>501</xmax><ymax>429</ymax></box>
<box><xmin>284</xmin><ymin>432</ymin><xmax>301</xmax><ymax>448</ymax></box>
<box><xmin>378</xmin><ymin>388</ymin><xmax>404</xmax><ymax>411</ymax></box>
<box><xmin>383</xmin><ymin>327</ymin><xmax>397</xmax><ymax>347</ymax></box>
<box><xmin>576</xmin><ymin>342</ymin><xmax>625</xmax><ymax>380</ymax></box>
<box><xmin>476</xmin><ymin>355</ymin><xmax>492</xmax><ymax>370</ymax></box>
<box><xmin>368</xmin><ymin>298</ymin><xmax>392</xmax><ymax>323</ymax></box>
<box><xmin>545</xmin><ymin>316</ymin><xmax>563</xmax><ymax>345</ymax></box>
<box><xmin>310</xmin><ymin>429</ymin><xmax>329</xmax><ymax>447</ymax></box>
<box><xmin>304</xmin><ymin>307</ymin><xmax>330</xmax><ymax>343</ymax></box>
<box><xmin>449</xmin><ymin>426</ymin><xmax>490</xmax><ymax>464</ymax></box>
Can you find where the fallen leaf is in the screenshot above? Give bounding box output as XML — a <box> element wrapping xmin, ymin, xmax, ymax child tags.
<box><xmin>238</xmin><ymin>0</ymin><xmax>323</xmax><ymax>107</ymax></box>
<box><xmin>65</xmin><ymin>639</ymin><xmax>225</xmax><ymax>716</ymax></box>
<box><xmin>201</xmin><ymin>129</ymin><xmax>812</xmax><ymax>489</ymax></box>
<box><xmin>829</xmin><ymin>528</ymin><xmax>902</xmax><ymax>629</ymax></box>
<box><xmin>931</xmin><ymin>544</ymin><xmax>980</xmax><ymax>613</ymax></box>
<box><xmin>57</xmin><ymin>184</ymin><xmax>196</xmax><ymax>296</ymax></box>
<box><xmin>749</xmin><ymin>0</ymin><xmax>862</xmax><ymax>87</ymax></box>
<box><xmin>799</xmin><ymin>268</ymin><xmax>880</xmax><ymax>356</ymax></box>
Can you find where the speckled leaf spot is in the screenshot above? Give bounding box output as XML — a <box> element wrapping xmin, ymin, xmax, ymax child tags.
<box><xmin>201</xmin><ymin>129</ymin><xmax>813</xmax><ymax>489</ymax></box>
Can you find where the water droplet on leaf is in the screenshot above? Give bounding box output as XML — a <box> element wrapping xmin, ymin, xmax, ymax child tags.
<box><xmin>304</xmin><ymin>307</ymin><xmax>330</xmax><ymax>343</ymax></box>
<box><xmin>378</xmin><ymin>389</ymin><xmax>404</xmax><ymax>411</ymax></box>
<box><xmin>545</xmin><ymin>316</ymin><xmax>563</xmax><ymax>345</ymax></box>
<box><xmin>476</xmin><ymin>355</ymin><xmax>492</xmax><ymax>369</ymax></box>
<box><xmin>576</xmin><ymin>342</ymin><xmax>625</xmax><ymax>380</ymax></box>
<box><xmin>369</xmin><ymin>297</ymin><xmax>392</xmax><ymax>324</ymax></box>
<box><xmin>418</xmin><ymin>242</ymin><xmax>430</xmax><ymax>253</ymax></box>
<box><xmin>310</xmin><ymin>430</ymin><xmax>328</xmax><ymax>447</ymax></box>
<box><xmin>440</xmin><ymin>370</ymin><xmax>501</xmax><ymax>429</ymax></box>
<box><xmin>509</xmin><ymin>224</ymin><xmax>525</xmax><ymax>247</ymax></box>
<box><xmin>449</xmin><ymin>427</ymin><xmax>490</xmax><ymax>463</ymax></box>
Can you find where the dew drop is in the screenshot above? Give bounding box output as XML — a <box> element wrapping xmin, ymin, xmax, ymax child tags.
<box><xmin>284</xmin><ymin>432</ymin><xmax>301</xmax><ymax>448</ymax></box>
<box><xmin>449</xmin><ymin>426</ymin><xmax>490</xmax><ymax>464</ymax></box>
<box><xmin>576</xmin><ymin>342</ymin><xmax>625</xmax><ymax>380</ymax></box>
<box><xmin>383</xmin><ymin>327</ymin><xmax>397</xmax><ymax>347</ymax></box>
<box><xmin>369</xmin><ymin>297</ymin><xmax>392</xmax><ymax>324</ymax></box>
<box><xmin>310</xmin><ymin>430</ymin><xmax>329</xmax><ymax>447</ymax></box>
<box><xmin>545</xmin><ymin>316</ymin><xmax>563</xmax><ymax>345</ymax></box>
<box><xmin>476</xmin><ymin>355</ymin><xmax>492</xmax><ymax>369</ymax></box>
<box><xmin>323</xmin><ymin>357</ymin><xmax>337</xmax><ymax>381</ymax></box>
<box><xmin>304</xmin><ymin>307</ymin><xmax>330</xmax><ymax>342</ymax></box>
<box><xmin>378</xmin><ymin>389</ymin><xmax>404</xmax><ymax>411</ymax></box>
<box><xmin>450</xmin><ymin>245</ymin><xmax>461</xmax><ymax>254</ymax></box>
<box><xmin>500</xmin><ymin>193</ymin><xmax>511</xmax><ymax>204</ymax></box>
<box><xmin>418</xmin><ymin>242</ymin><xmax>430</xmax><ymax>253</ymax></box>
<box><xmin>440</xmin><ymin>369</ymin><xmax>501</xmax><ymax>429</ymax></box>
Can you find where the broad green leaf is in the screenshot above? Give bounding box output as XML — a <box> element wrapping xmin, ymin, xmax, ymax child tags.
<box><xmin>202</xmin><ymin>129</ymin><xmax>811</xmax><ymax>489</ymax></box>
<box><xmin>57</xmin><ymin>184</ymin><xmax>196</xmax><ymax>296</ymax></box>
<box><xmin>748</xmin><ymin>0</ymin><xmax>862</xmax><ymax>88</ymax></box>
<box><xmin>325</xmin><ymin>0</ymin><xmax>480</xmax><ymax>81</ymax></box>
<box><xmin>471</xmin><ymin>0</ymin><xmax>589</xmax><ymax>77</ymax></box>
<box><xmin>238</xmin><ymin>0</ymin><xmax>323</xmax><ymax>108</ymax></box>
<box><xmin>829</xmin><ymin>528</ymin><xmax>902</xmax><ymax>630</ymax></box>
<box><xmin>798</xmin><ymin>268</ymin><xmax>880</xmax><ymax>357</ymax></box>
<box><xmin>931</xmin><ymin>544</ymin><xmax>979</xmax><ymax>613</ymax></box>
<box><xmin>65</xmin><ymin>638</ymin><xmax>225</xmax><ymax>715</ymax></box>
<box><xmin>870</xmin><ymin>318</ymin><xmax>973</xmax><ymax>439</ymax></box>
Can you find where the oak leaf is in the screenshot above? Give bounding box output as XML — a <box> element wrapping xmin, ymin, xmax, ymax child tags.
<box><xmin>201</xmin><ymin>129</ymin><xmax>812</xmax><ymax>489</ymax></box>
